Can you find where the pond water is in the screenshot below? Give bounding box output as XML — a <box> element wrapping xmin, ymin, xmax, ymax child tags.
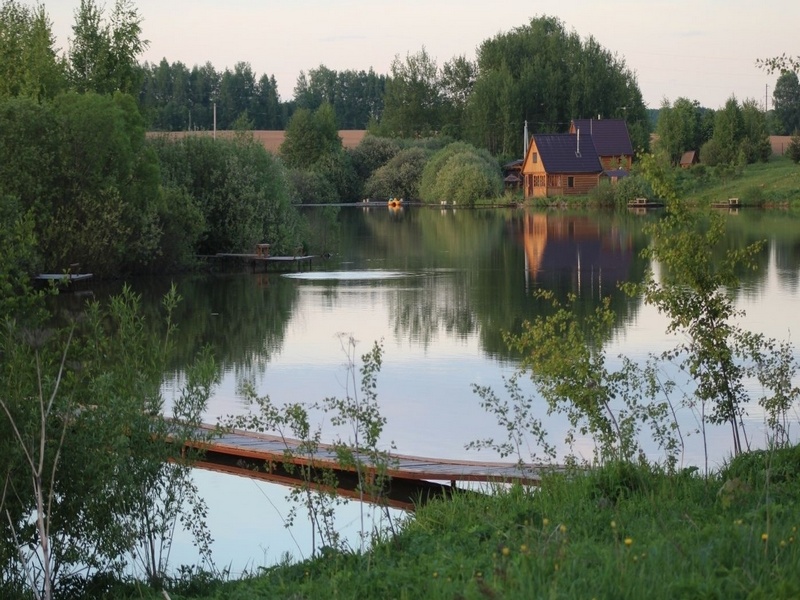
<box><xmin>101</xmin><ymin>206</ymin><xmax>800</xmax><ymax>575</ymax></box>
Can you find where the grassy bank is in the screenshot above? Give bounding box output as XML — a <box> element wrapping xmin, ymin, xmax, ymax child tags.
<box><xmin>683</xmin><ymin>155</ymin><xmax>800</xmax><ymax>206</ymax></box>
<box><xmin>520</xmin><ymin>155</ymin><xmax>800</xmax><ymax>210</ymax></box>
<box><xmin>127</xmin><ymin>446</ymin><xmax>800</xmax><ymax>599</ymax></box>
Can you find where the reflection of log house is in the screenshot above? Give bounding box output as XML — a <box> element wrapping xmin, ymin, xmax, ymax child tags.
<box><xmin>522</xmin><ymin>213</ymin><xmax>633</xmax><ymax>293</ymax></box>
<box><xmin>521</xmin><ymin>133</ymin><xmax>603</xmax><ymax>198</ymax></box>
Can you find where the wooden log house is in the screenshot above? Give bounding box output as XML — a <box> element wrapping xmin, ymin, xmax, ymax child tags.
<box><xmin>521</xmin><ymin>132</ymin><xmax>603</xmax><ymax>199</ymax></box>
<box><xmin>569</xmin><ymin>118</ymin><xmax>634</xmax><ymax>171</ymax></box>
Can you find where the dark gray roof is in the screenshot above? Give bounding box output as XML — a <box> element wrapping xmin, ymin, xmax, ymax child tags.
<box><xmin>533</xmin><ymin>133</ymin><xmax>603</xmax><ymax>174</ymax></box>
<box><xmin>571</xmin><ymin>119</ymin><xmax>633</xmax><ymax>157</ymax></box>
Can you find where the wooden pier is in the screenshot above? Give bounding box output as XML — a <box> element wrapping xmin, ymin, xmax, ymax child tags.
<box><xmin>184</xmin><ymin>425</ymin><xmax>558</xmax><ymax>511</ymax></box>
<box><xmin>205</xmin><ymin>252</ymin><xmax>315</xmax><ymax>272</ymax></box>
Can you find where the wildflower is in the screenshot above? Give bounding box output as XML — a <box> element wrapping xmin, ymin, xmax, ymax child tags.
<box><xmin>543</xmin><ymin>518</ymin><xmax>550</xmax><ymax>527</ymax></box>
<box><xmin>624</xmin><ymin>538</ymin><xmax>633</xmax><ymax>547</ymax></box>
<box><xmin>610</xmin><ymin>520</ymin><xmax>616</xmax><ymax>529</ymax></box>
<box><xmin>559</xmin><ymin>524</ymin><xmax>567</xmax><ymax>534</ymax></box>
<box><xmin>502</xmin><ymin>547</ymin><xmax>510</xmax><ymax>557</ymax></box>
<box><xmin>780</xmin><ymin>541</ymin><xmax>787</xmax><ymax>548</ymax></box>
<box><xmin>433</xmin><ymin>571</ymin><xmax>439</xmax><ymax>578</ymax></box>
<box><xmin>520</xmin><ymin>544</ymin><xmax>528</xmax><ymax>553</ymax></box>
<box><xmin>761</xmin><ymin>533</ymin><xmax>769</xmax><ymax>542</ymax></box>
<box><xmin>734</xmin><ymin>519</ymin><xmax>743</xmax><ymax>526</ymax></box>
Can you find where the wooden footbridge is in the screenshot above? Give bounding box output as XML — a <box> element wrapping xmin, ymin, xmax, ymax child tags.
<box><xmin>183</xmin><ymin>425</ymin><xmax>559</xmax><ymax>511</ymax></box>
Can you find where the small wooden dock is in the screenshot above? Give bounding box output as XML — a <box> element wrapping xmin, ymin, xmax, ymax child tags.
<box><xmin>185</xmin><ymin>425</ymin><xmax>557</xmax><ymax>511</ymax></box>
<box><xmin>205</xmin><ymin>252</ymin><xmax>315</xmax><ymax>272</ymax></box>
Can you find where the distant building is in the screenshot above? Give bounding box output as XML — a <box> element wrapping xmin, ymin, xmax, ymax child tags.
<box><xmin>680</xmin><ymin>150</ymin><xmax>699</xmax><ymax>168</ymax></box>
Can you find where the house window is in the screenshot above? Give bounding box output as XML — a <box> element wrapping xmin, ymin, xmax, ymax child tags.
<box><xmin>532</xmin><ymin>152</ymin><xmax>538</xmax><ymax>163</ymax></box>
<box><xmin>567</xmin><ymin>176</ymin><xmax>575</xmax><ymax>188</ymax></box>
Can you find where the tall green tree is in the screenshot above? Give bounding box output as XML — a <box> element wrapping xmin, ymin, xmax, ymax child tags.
<box><xmin>739</xmin><ymin>98</ymin><xmax>771</xmax><ymax>163</ymax></box>
<box><xmin>378</xmin><ymin>47</ymin><xmax>443</xmax><ymax>138</ymax></box>
<box><xmin>655</xmin><ymin>97</ymin><xmax>703</xmax><ymax>163</ymax></box>
<box><xmin>439</xmin><ymin>55</ymin><xmax>476</xmax><ymax>137</ymax></box>
<box><xmin>280</xmin><ymin>102</ymin><xmax>341</xmax><ymax>168</ymax></box>
<box><xmin>0</xmin><ymin>0</ymin><xmax>66</xmax><ymax>101</ymax></box>
<box><xmin>464</xmin><ymin>16</ymin><xmax>648</xmax><ymax>158</ymax></box>
<box><xmin>68</xmin><ymin>0</ymin><xmax>148</xmax><ymax>95</ymax></box>
<box><xmin>772</xmin><ymin>70</ymin><xmax>800</xmax><ymax>134</ymax></box>
<box><xmin>0</xmin><ymin>283</ymin><xmax>218</xmax><ymax>598</ymax></box>
<box><xmin>152</xmin><ymin>133</ymin><xmax>302</xmax><ymax>254</ymax></box>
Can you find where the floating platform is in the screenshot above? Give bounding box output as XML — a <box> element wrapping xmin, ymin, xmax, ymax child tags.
<box><xmin>35</xmin><ymin>273</ymin><xmax>94</xmax><ymax>282</ymax></box>
<box><xmin>206</xmin><ymin>253</ymin><xmax>315</xmax><ymax>272</ymax></box>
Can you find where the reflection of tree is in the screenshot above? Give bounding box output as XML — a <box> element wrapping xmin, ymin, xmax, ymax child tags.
<box><xmin>169</xmin><ymin>275</ymin><xmax>297</xmax><ymax>381</ymax></box>
<box><xmin>721</xmin><ymin>211</ymin><xmax>800</xmax><ymax>295</ymax></box>
<box><xmin>68</xmin><ymin>274</ymin><xmax>298</xmax><ymax>385</ymax></box>
<box><xmin>329</xmin><ymin>207</ymin><xmax>650</xmax><ymax>359</ymax></box>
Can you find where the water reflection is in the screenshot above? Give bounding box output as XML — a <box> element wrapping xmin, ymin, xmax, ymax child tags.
<box><xmin>118</xmin><ymin>207</ymin><xmax>800</xmax><ymax>573</ymax></box>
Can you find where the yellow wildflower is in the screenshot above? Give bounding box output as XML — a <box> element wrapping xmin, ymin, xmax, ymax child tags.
<box><xmin>502</xmin><ymin>547</ymin><xmax>510</xmax><ymax>557</ymax></box>
<box><xmin>624</xmin><ymin>538</ymin><xmax>633</xmax><ymax>547</ymax></box>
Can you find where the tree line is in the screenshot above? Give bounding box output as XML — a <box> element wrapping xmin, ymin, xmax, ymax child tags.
<box><xmin>139</xmin><ymin>16</ymin><xmax>651</xmax><ymax>161</ymax></box>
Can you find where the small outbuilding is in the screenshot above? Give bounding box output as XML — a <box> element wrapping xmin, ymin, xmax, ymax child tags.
<box><xmin>680</xmin><ymin>150</ymin><xmax>699</xmax><ymax>168</ymax></box>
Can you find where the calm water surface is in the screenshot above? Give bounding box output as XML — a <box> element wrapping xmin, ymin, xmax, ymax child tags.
<box><xmin>123</xmin><ymin>207</ymin><xmax>800</xmax><ymax>573</ymax></box>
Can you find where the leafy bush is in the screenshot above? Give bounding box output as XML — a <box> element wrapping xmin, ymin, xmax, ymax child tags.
<box><xmin>419</xmin><ymin>142</ymin><xmax>502</xmax><ymax>206</ymax></box>
<box><xmin>348</xmin><ymin>135</ymin><xmax>401</xmax><ymax>181</ymax></box>
<box><xmin>613</xmin><ymin>174</ymin><xmax>654</xmax><ymax>206</ymax></box>
<box><xmin>788</xmin><ymin>133</ymin><xmax>800</xmax><ymax>163</ymax></box>
<box><xmin>587</xmin><ymin>180</ymin><xmax>616</xmax><ymax>206</ymax></box>
<box><xmin>152</xmin><ymin>135</ymin><xmax>301</xmax><ymax>255</ymax></box>
<box><xmin>312</xmin><ymin>150</ymin><xmax>360</xmax><ymax>202</ymax></box>
<box><xmin>739</xmin><ymin>184</ymin><xmax>767</xmax><ymax>207</ymax></box>
<box><xmin>700</xmin><ymin>138</ymin><xmax>723</xmax><ymax>166</ymax></box>
<box><xmin>286</xmin><ymin>168</ymin><xmax>339</xmax><ymax>204</ymax></box>
<box><xmin>364</xmin><ymin>147</ymin><xmax>430</xmax><ymax>200</ymax></box>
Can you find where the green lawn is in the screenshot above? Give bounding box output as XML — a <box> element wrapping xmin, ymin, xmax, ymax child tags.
<box><xmin>134</xmin><ymin>447</ymin><xmax>800</xmax><ymax>600</ymax></box>
<box><xmin>678</xmin><ymin>155</ymin><xmax>800</xmax><ymax>206</ymax></box>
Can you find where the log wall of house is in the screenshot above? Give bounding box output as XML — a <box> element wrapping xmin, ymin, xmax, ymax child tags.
<box><xmin>522</xmin><ymin>144</ymin><xmax>548</xmax><ymax>198</ymax></box>
<box><xmin>600</xmin><ymin>155</ymin><xmax>632</xmax><ymax>171</ymax></box>
<box><xmin>561</xmin><ymin>174</ymin><xmax>600</xmax><ymax>196</ymax></box>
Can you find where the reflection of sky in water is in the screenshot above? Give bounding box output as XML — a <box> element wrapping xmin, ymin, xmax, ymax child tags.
<box><xmin>162</xmin><ymin>236</ymin><xmax>800</xmax><ymax>576</ymax></box>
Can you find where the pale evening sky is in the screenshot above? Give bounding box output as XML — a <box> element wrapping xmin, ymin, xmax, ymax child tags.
<box><xmin>46</xmin><ymin>0</ymin><xmax>796</xmax><ymax>111</ymax></box>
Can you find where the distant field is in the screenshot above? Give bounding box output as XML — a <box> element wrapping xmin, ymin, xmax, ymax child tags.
<box><xmin>145</xmin><ymin>129</ymin><xmax>367</xmax><ymax>153</ymax></box>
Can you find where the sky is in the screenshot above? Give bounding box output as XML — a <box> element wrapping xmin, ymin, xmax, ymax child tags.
<box><xmin>46</xmin><ymin>0</ymin><xmax>797</xmax><ymax>111</ymax></box>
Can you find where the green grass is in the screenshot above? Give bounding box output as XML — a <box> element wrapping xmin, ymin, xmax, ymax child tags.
<box><xmin>679</xmin><ymin>155</ymin><xmax>800</xmax><ymax>206</ymax></box>
<box><xmin>148</xmin><ymin>446</ymin><xmax>800</xmax><ymax>600</ymax></box>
